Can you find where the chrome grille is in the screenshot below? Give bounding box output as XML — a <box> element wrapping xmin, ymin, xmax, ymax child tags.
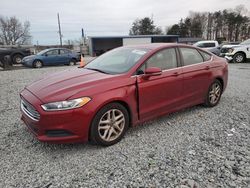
<box><xmin>21</xmin><ymin>98</ymin><xmax>40</xmax><ymax>121</ymax></box>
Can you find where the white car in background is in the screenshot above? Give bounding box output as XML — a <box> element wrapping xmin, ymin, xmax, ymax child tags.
<box><xmin>193</xmin><ymin>40</ymin><xmax>220</xmax><ymax>56</ymax></box>
<box><xmin>220</xmin><ymin>39</ymin><xmax>250</xmax><ymax>63</ymax></box>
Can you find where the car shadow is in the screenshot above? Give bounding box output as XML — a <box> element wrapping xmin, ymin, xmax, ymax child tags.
<box><xmin>26</xmin><ymin>104</ymin><xmax>208</xmax><ymax>153</ymax></box>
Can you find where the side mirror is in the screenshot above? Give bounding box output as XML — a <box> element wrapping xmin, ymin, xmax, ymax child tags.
<box><xmin>44</xmin><ymin>53</ymin><xmax>48</xmax><ymax>56</ymax></box>
<box><xmin>143</xmin><ymin>67</ymin><xmax>162</xmax><ymax>79</ymax></box>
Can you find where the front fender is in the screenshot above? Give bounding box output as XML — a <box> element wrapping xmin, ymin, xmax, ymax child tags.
<box><xmin>91</xmin><ymin>84</ymin><xmax>139</xmax><ymax>125</ymax></box>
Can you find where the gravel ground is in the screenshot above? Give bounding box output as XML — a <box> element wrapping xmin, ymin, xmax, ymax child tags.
<box><xmin>0</xmin><ymin>62</ymin><xmax>249</xmax><ymax>188</ymax></box>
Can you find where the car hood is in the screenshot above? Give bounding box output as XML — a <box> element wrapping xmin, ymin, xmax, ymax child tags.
<box><xmin>25</xmin><ymin>68</ymin><xmax>122</xmax><ymax>103</ymax></box>
<box><xmin>23</xmin><ymin>55</ymin><xmax>36</xmax><ymax>60</ymax></box>
<box><xmin>222</xmin><ymin>44</ymin><xmax>243</xmax><ymax>48</ymax></box>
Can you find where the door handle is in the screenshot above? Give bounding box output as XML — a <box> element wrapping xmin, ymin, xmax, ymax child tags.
<box><xmin>172</xmin><ymin>72</ymin><xmax>179</xmax><ymax>76</ymax></box>
<box><xmin>205</xmin><ymin>66</ymin><xmax>210</xmax><ymax>70</ymax></box>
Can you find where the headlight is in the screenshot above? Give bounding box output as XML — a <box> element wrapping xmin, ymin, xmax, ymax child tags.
<box><xmin>41</xmin><ymin>97</ymin><xmax>91</xmax><ymax>111</ymax></box>
<box><xmin>228</xmin><ymin>48</ymin><xmax>234</xmax><ymax>53</ymax></box>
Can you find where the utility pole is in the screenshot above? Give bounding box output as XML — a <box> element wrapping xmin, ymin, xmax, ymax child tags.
<box><xmin>82</xmin><ymin>28</ymin><xmax>84</xmax><ymax>44</ymax></box>
<box><xmin>57</xmin><ymin>13</ymin><xmax>62</xmax><ymax>46</ymax></box>
<box><xmin>80</xmin><ymin>28</ymin><xmax>84</xmax><ymax>55</ymax></box>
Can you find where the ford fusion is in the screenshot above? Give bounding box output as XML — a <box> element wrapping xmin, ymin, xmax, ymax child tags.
<box><xmin>20</xmin><ymin>43</ymin><xmax>228</xmax><ymax>146</ymax></box>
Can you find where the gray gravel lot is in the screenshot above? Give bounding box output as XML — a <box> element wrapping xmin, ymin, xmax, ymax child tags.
<box><xmin>0</xmin><ymin>62</ymin><xmax>250</xmax><ymax>188</ymax></box>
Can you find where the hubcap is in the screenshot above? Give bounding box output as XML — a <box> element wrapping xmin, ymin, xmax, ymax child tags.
<box><xmin>209</xmin><ymin>83</ymin><xmax>221</xmax><ymax>104</ymax></box>
<box><xmin>98</xmin><ymin>109</ymin><xmax>125</xmax><ymax>142</ymax></box>
<box><xmin>69</xmin><ymin>61</ymin><xmax>74</xmax><ymax>66</ymax></box>
<box><xmin>35</xmin><ymin>61</ymin><xmax>42</xmax><ymax>68</ymax></box>
<box><xmin>16</xmin><ymin>57</ymin><xmax>22</xmax><ymax>63</ymax></box>
<box><xmin>235</xmin><ymin>55</ymin><xmax>243</xmax><ymax>63</ymax></box>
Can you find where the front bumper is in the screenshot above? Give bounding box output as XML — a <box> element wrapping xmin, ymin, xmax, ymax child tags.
<box><xmin>220</xmin><ymin>53</ymin><xmax>234</xmax><ymax>62</ymax></box>
<box><xmin>20</xmin><ymin>89</ymin><xmax>93</xmax><ymax>143</ymax></box>
<box><xmin>224</xmin><ymin>56</ymin><xmax>233</xmax><ymax>62</ymax></box>
<box><xmin>21</xmin><ymin>59</ymin><xmax>34</xmax><ymax>67</ymax></box>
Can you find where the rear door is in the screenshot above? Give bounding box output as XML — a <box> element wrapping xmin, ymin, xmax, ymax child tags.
<box><xmin>179</xmin><ymin>47</ymin><xmax>213</xmax><ymax>106</ymax></box>
<box><xmin>136</xmin><ymin>47</ymin><xmax>183</xmax><ymax>121</ymax></box>
<box><xmin>58</xmin><ymin>49</ymin><xmax>71</xmax><ymax>64</ymax></box>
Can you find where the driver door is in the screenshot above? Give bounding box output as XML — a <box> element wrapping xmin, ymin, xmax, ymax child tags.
<box><xmin>44</xmin><ymin>49</ymin><xmax>59</xmax><ymax>65</ymax></box>
<box><xmin>136</xmin><ymin>48</ymin><xmax>183</xmax><ymax>121</ymax></box>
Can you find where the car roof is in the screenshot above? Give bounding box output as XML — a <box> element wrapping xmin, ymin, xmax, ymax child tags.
<box><xmin>45</xmin><ymin>48</ymin><xmax>70</xmax><ymax>50</ymax></box>
<box><xmin>123</xmin><ymin>43</ymin><xmax>192</xmax><ymax>50</ymax></box>
<box><xmin>196</xmin><ymin>40</ymin><xmax>218</xmax><ymax>43</ymax></box>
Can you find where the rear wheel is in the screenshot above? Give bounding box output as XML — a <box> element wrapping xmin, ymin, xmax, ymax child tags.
<box><xmin>12</xmin><ymin>54</ymin><xmax>23</xmax><ymax>64</ymax></box>
<box><xmin>204</xmin><ymin>80</ymin><xmax>222</xmax><ymax>107</ymax></box>
<box><xmin>33</xmin><ymin>60</ymin><xmax>43</xmax><ymax>68</ymax></box>
<box><xmin>233</xmin><ymin>53</ymin><xmax>245</xmax><ymax>63</ymax></box>
<box><xmin>90</xmin><ymin>103</ymin><xmax>129</xmax><ymax>146</ymax></box>
<box><xmin>68</xmin><ymin>59</ymin><xmax>76</xmax><ymax>66</ymax></box>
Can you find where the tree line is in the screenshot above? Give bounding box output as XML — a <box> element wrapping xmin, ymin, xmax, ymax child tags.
<box><xmin>0</xmin><ymin>16</ymin><xmax>31</xmax><ymax>45</ymax></box>
<box><xmin>130</xmin><ymin>5</ymin><xmax>250</xmax><ymax>42</ymax></box>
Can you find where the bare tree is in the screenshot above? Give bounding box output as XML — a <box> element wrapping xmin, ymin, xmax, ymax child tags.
<box><xmin>0</xmin><ymin>16</ymin><xmax>31</xmax><ymax>45</ymax></box>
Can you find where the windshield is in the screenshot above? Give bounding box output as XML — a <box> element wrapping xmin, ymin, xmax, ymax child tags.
<box><xmin>85</xmin><ymin>47</ymin><xmax>148</xmax><ymax>74</ymax></box>
<box><xmin>240</xmin><ymin>39</ymin><xmax>250</xmax><ymax>45</ymax></box>
<box><xmin>193</xmin><ymin>42</ymin><xmax>201</xmax><ymax>47</ymax></box>
<box><xmin>37</xmin><ymin>49</ymin><xmax>49</xmax><ymax>55</ymax></box>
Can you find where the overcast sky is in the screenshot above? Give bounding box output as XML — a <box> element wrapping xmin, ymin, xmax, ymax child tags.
<box><xmin>0</xmin><ymin>0</ymin><xmax>249</xmax><ymax>45</ymax></box>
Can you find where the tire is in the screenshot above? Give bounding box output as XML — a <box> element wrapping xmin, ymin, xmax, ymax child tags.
<box><xmin>90</xmin><ymin>103</ymin><xmax>129</xmax><ymax>146</ymax></box>
<box><xmin>33</xmin><ymin>60</ymin><xmax>43</xmax><ymax>68</ymax></box>
<box><xmin>12</xmin><ymin>54</ymin><xmax>23</xmax><ymax>64</ymax></box>
<box><xmin>204</xmin><ymin>80</ymin><xmax>222</xmax><ymax>107</ymax></box>
<box><xmin>233</xmin><ymin>53</ymin><xmax>245</xmax><ymax>63</ymax></box>
<box><xmin>68</xmin><ymin>59</ymin><xmax>76</xmax><ymax>66</ymax></box>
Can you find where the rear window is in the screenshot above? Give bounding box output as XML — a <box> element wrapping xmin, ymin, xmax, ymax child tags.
<box><xmin>60</xmin><ymin>49</ymin><xmax>70</xmax><ymax>54</ymax></box>
<box><xmin>180</xmin><ymin>48</ymin><xmax>203</xmax><ymax>66</ymax></box>
<box><xmin>199</xmin><ymin>50</ymin><xmax>212</xmax><ymax>61</ymax></box>
<box><xmin>203</xmin><ymin>43</ymin><xmax>216</xmax><ymax>47</ymax></box>
<box><xmin>196</xmin><ymin>42</ymin><xmax>216</xmax><ymax>48</ymax></box>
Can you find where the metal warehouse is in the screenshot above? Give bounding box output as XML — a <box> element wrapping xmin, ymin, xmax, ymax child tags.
<box><xmin>88</xmin><ymin>35</ymin><xmax>179</xmax><ymax>56</ymax></box>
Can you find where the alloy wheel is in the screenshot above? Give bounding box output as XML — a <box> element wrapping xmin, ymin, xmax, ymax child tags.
<box><xmin>209</xmin><ymin>82</ymin><xmax>221</xmax><ymax>105</ymax></box>
<box><xmin>234</xmin><ymin>54</ymin><xmax>244</xmax><ymax>63</ymax></box>
<box><xmin>35</xmin><ymin>61</ymin><xmax>42</xmax><ymax>68</ymax></box>
<box><xmin>98</xmin><ymin>109</ymin><xmax>125</xmax><ymax>142</ymax></box>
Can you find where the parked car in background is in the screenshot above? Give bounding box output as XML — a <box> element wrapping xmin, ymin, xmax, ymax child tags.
<box><xmin>220</xmin><ymin>39</ymin><xmax>250</xmax><ymax>63</ymax></box>
<box><xmin>0</xmin><ymin>47</ymin><xmax>31</xmax><ymax>64</ymax></box>
<box><xmin>22</xmin><ymin>48</ymin><xmax>79</xmax><ymax>68</ymax></box>
<box><xmin>76</xmin><ymin>51</ymin><xmax>84</xmax><ymax>61</ymax></box>
<box><xmin>20</xmin><ymin>43</ymin><xmax>228</xmax><ymax>146</ymax></box>
<box><xmin>193</xmin><ymin>40</ymin><xmax>220</xmax><ymax>56</ymax></box>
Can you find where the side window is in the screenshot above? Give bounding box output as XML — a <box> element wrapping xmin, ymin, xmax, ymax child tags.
<box><xmin>199</xmin><ymin>50</ymin><xmax>212</xmax><ymax>61</ymax></box>
<box><xmin>137</xmin><ymin>64</ymin><xmax>146</xmax><ymax>75</ymax></box>
<box><xmin>180</xmin><ymin>48</ymin><xmax>203</xmax><ymax>66</ymax></box>
<box><xmin>204</xmin><ymin>43</ymin><xmax>216</xmax><ymax>47</ymax></box>
<box><xmin>197</xmin><ymin>43</ymin><xmax>205</xmax><ymax>48</ymax></box>
<box><xmin>146</xmin><ymin>48</ymin><xmax>177</xmax><ymax>70</ymax></box>
<box><xmin>60</xmin><ymin>49</ymin><xmax>69</xmax><ymax>55</ymax></box>
<box><xmin>46</xmin><ymin>50</ymin><xmax>58</xmax><ymax>56</ymax></box>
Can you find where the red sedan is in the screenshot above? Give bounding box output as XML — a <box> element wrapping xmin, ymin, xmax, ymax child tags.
<box><xmin>20</xmin><ymin>43</ymin><xmax>228</xmax><ymax>146</ymax></box>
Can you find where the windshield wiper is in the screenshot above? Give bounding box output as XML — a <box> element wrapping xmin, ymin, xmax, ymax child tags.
<box><xmin>85</xmin><ymin>67</ymin><xmax>110</xmax><ymax>74</ymax></box>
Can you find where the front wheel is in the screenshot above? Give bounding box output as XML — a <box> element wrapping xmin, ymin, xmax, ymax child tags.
<box><xmin>204</xmin><ymin>80</ymin><xmax>222</xmax><ymax>107</ymax></box>
<box><xmin>233</xmin><ymin>53</ymin><xmax>245</xmax><ymax>63</ymax></box>
<box><xmin>90</xmin><ymin>103</ymin><xmax>129</xmax><ymax>146</ymax></box>
<box><xmin>33</xmin><ymin>60</ymin><xmax>43</xmax><ymax>68</ymax></box>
